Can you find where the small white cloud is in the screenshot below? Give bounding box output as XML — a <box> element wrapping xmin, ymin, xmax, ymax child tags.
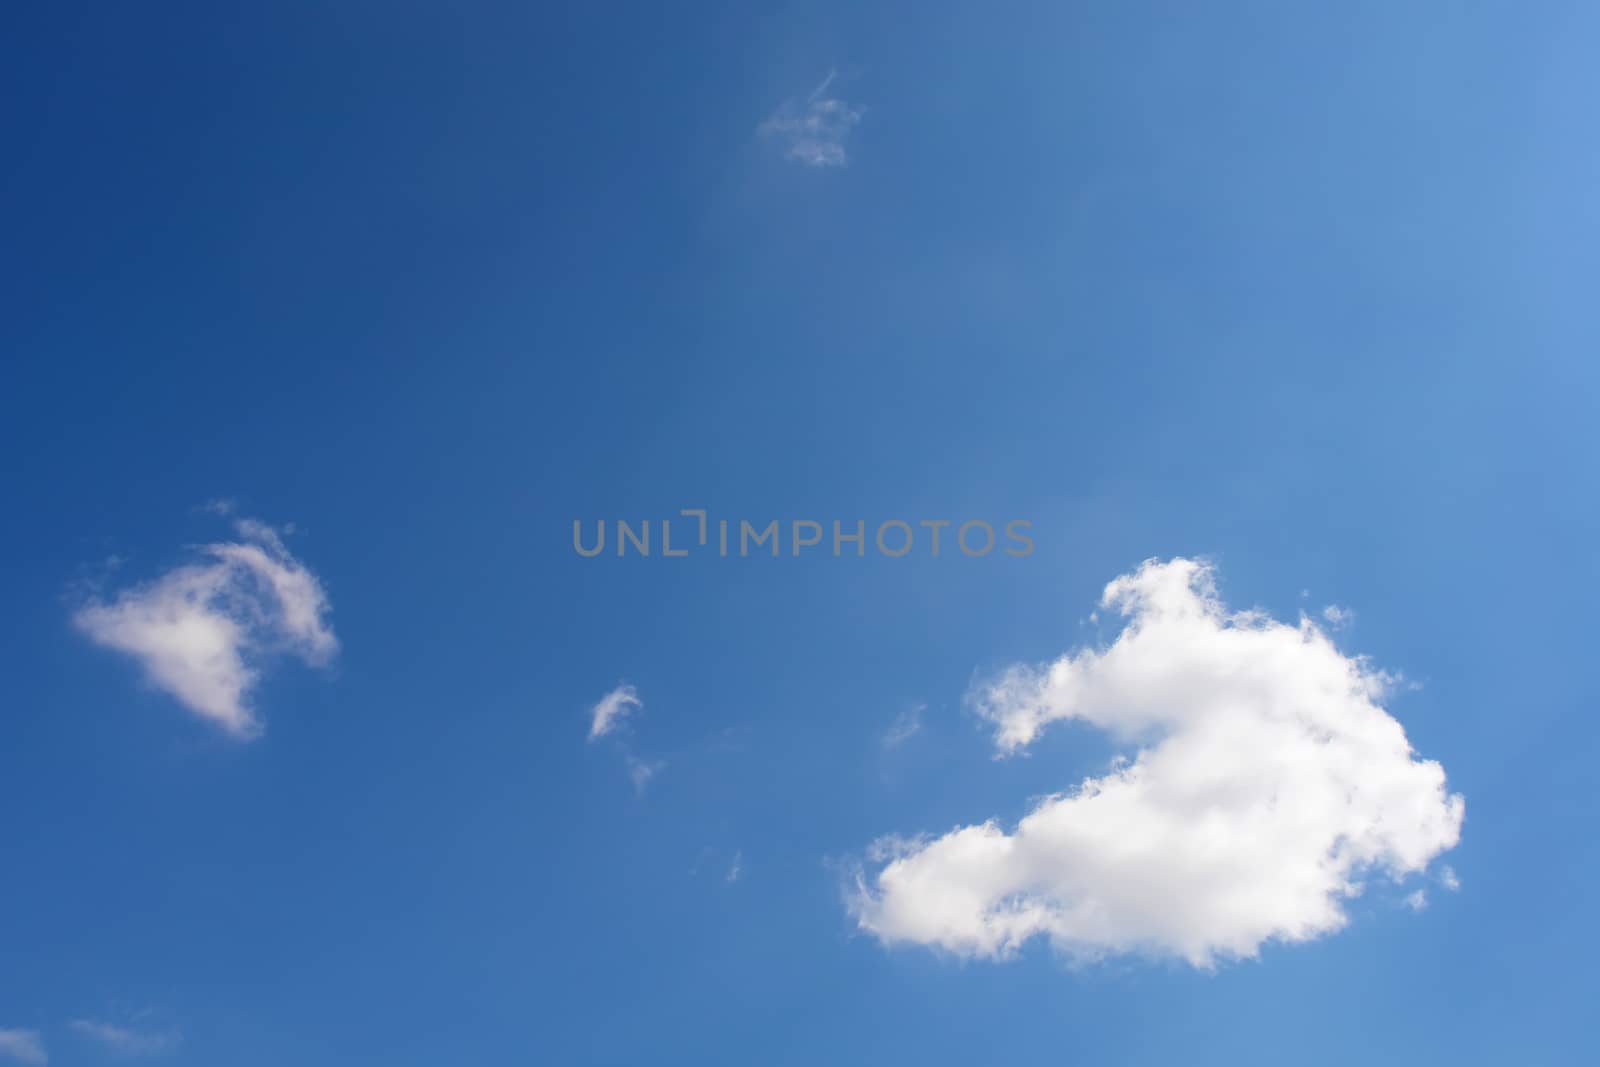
<box><xmin>881</xmin><ymin>703</ymin><xmax>925</xmax><ymax>748</ymax></box>
<box><xmin>588</xmin><ymin>684</ymin><xmax>642</xmax><ymax>741</ymax></box>
<box><xmin>72</xmin><ymin>517</ymin><xmax>337</xmax><ymax>739</ymax></box>
<box><xmin>727</xmin><ymin>850</ymin><xmax>744</xmax><ymax>883</ymax></box>
<box><xmin>759</xmin><ymin>71</ymin><xmax>862</xmax><ymax>167</ymax></box>
<box><xmin>0</xmin><ymin>1030</ymin><xmax>45</xmax><ymax>1066</ymax></box>
<box><xmin>852</xmin><ymin>558</ymin><xmax>1464</xmax><ymax>968</ymax></box>
<box><xmin>625</xmin><ymin>753</ymin><xmax>665</xmax><ymax>794</ymax></box>
<box><xmin>1440</xmin><ymin>865</ymin><xmax>1461</xmax><ymax>891</ymax></box>
<box><xmin>69</xmin><ymin>1020</ymin><xmax>180</xmax><ymax>1057</ymax></box>
<box><xmin>1322</xmin><ymin>604</ymin><xmax>1355</xmax><ymax>628</ymax></box>
<box><xmin>587</xmin><ymin>684</ymin><xmax>666</xmax><ymax>792</ymax></box>
<box><xmin>1404</xmin><ymin>890</ymin><xmax>1429</xmax><ymax>911</ymax></box>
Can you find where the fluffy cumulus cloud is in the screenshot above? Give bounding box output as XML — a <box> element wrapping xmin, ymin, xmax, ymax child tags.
<box><xmin>852</xmin><ymin>558</ymin><xmax>1464</xmax><ymax>968</ymax></box>
<box><xmin>69</xmin><ymin>1020</ymin><xmax>180</xmax><ymax>1057</ymax></box>
<box><xmin>759</xmin><ymin>71</ymin><xmax>862</xmax><ymax>167</ymax></box>
<box><xmin>73</xmin><ymin>518</ymin><xmax>337</xmax><ymax>738</ymax></box>
<box><xmin>0</xmin><ymin>1029</ymin><xmax>45</xmax><ymax>1065</ymax></box>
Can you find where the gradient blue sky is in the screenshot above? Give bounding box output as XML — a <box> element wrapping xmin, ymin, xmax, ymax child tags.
<box><xmin>3</xmin><ymin>2</ymin><xmax>1598</xmax><ymax>1064</ymax></box>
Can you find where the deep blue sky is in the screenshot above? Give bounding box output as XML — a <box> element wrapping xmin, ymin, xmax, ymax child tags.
<box><xmin>3</xmin><ymin>2</ymin><xmax>1598</xmax><ymax>1064</ymax></box>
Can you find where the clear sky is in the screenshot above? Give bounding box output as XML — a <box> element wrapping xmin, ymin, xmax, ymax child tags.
<box><xmin>3</xmin><ymin>2</ymin><xmax>1598</xmax><ymax>1064</ymax></box>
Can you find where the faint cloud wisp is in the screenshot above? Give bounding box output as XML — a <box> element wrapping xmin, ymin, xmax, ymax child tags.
<box><xmin>587</xmin><ymin>683</ymin><xmax>665</xmax><ymax>794</ymax></box>
<box><xmin>0</xmin><ymin>1029</ymin><xmax>45</xmax><ymax>1066</ymax></box>
<box><xmin>69</xmin><ymin>1020</ymin><xmax>181</xmax><ymax>1057</ymax></box>
<box><xmin>880</xmin><ymin>703</ymin><xmax>925</xmax><ymax>749</ymax></box>
<box><xmin>588</xmin><ymin>683</ymin><xmax>642</xmax><ymax>741</ymax></box>
<box><xmin>759</xmin><ymin>71</ymin><xmax>862</xmax><ymax>168</ymax></box>
<box><xmin>625</xmin><ymin>753</ymin><xmax>665</xmax><ymax>794</ymax></box>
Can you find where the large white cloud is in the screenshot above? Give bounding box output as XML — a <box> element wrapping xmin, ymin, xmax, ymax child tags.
<box><xmin>73</xmin><ymin>518</ymin><xmax>337</xmax><ymax>739</ymax></box>
<box><xmin>852</xmin><ymin>558</ymin><xmax>1464</xmax><ymax>968</ymax></box>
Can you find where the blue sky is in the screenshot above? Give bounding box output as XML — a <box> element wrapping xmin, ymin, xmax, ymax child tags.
<box><xmin>3</xmin><ymin>2</ymin><xmax>1599</xmax><ymax>1064</ymax></box>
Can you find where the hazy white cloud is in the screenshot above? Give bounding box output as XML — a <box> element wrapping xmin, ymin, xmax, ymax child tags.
<box><xmin>69</xmin><ymin>1020</ymin><xmax>180</xmax><ymax>1057</ymax></box>
<box><xmin>1322</xmin><ymin>603</ymin><xmax>1355</xmax><ymax>628</ymax></box>
<box><xmin>0</xmin><ymin>1030</ymin><xmax>44</xmax><ymax>1066</ymax></box>
<box><xmin>588</xmin><ymin>684</ymin><xmax>642</xmax><ymax>741</ymax></box>
<box><xmin>727</xmin><ymin>850</ymin><xmax>744</xmax><ymax>883</ymax></box>
<box><xmin>625</xmin><ymin>753</ymin><xmax>665</xmax><ymax>794</ymax></box>
<box><xmin>1440</xmin><ymin>865</ymin><xmax>1461</xmax><ymax>891</ymax></box>
<box><xmin>881</xmin><ymin>704</ymin><xmax>925</xmax><ymax>748</ymax></box>
<box><xmin>759</xmin><ymin>71</ymin><xmax>862</xmax><ymax>167</ymax></box>
<box><xmin>1404</xmin><ymin>890</ymin><xmax>1429</xmax><ymax>911</ymax></box>
<box><xmin>852</xmin><ymin>558</ymin><xmax>1464</xmax><ymax>968</ymax></box>
<box><xmin>72</xmin><ymin>517</ymin><xmax>337</xmax><ymax>739</ymax></box>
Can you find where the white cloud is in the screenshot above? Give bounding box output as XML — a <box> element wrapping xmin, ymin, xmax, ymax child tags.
<box><xmin>588</xmin><ymin>684</ymin><xmax>665</xmax><ymax>792</ymax></box>
<box><xmin>69</xmin><ymin>1020</ymin><xmax>180</xmax><ymax>1057</ymax></box>
<box><xmin>1322</xmin><ymin>604</ymin><xmax>1355</xmax><ymax>628</ymax></box>
<box><xmin>881</xmin><ymin>703</ymin><xmax>925</xmax><ymax>748</ymax></box>
<box><xmin>625</xmin><ymin>753</ymin><xmax>665</xmax><ymax>794</ymax></box>
<box><xmin>759</xmin><ymin>71</ymin><xmax>862</xmax><ymax>167</ymax></box>
<box><xmin>727</xmin><ymin>850</ymin><xmax>744</xmax><ymax>883</ymax></box>
<box><xmin>73</xmin><ymin>517</ymin><xmax>337</xmax><ymax>739</ymax></box>
<box><xmin>588</xmin><ymin>684</ymin><xmax>641</xmax><ymax>741</ymax></box>
<box><xmin>1440</xmin><ymin>865</ymin><xmax>1461</xmax><ymax>891</ymax></box>
<box><xmin>1404</xmin><ymin>890</ymin><xmax>1429</xmax><ymax>911</ymax></box>
<box><xmin>0</xmin><ymin>1030</ymin><xmax>45</xmax><ymax>1066</ymax></box>
<box><xmin>852</xmin><ymin>558</ymin><xmax>1464</xmax><ymax>968</ymax></box>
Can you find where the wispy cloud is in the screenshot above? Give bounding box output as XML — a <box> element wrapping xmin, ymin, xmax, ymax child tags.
<box><xmin>69</xmin><ymin>1020</ymin><xmax>181</xmax><ymax>1057</ymax></box>
<box><xmin>588</xmin><ymin>683</ymin><xmax>642</xmax><ymax>741</ymax></box>
<box><xmin>880</xmin><ymin>703</ymin><xmax>925</xmax><ymax>748</ymax></box>
<box><xmin>625</xmin><ymin>753</ymin><xmax>665</xmax><ymax>794</ymax></box>
<box><xmin>1322</xmin><ymin>603</ymin><xmax>1355</xmax><ymax>628</ymax></box>
<box><xmin>72</xmin><ymin>516</ymin><xmax>337</xmax><ymax>739</ymax></box>
<box><xmin>0</xmin><ymin>1030</ymin><xmax>45</xmax><ymax>1066</ymax></box>
<box><xmin>759</xmin><ymin>71</ymin><xmax>862</xmax><ymax>167</ymax></box>
<box><xmin>588</xmin><ymin>684</ymin><xmax>665</xmax><ymax>793</ymax></box>
<box><xmin>726</xmin><ymin>850</ymin><xmax>743</xmax><ymax>883</ymax></box>
<box><xmin>852</xmin><ymin>558</ymin><xmax>1464</xmax><ymax>968</ymax></box>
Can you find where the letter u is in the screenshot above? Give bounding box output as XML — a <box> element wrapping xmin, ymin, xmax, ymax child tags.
<box><xmin>573</xmin><ymin>519</ymin><xmax>606</xmax><ymax>557</ymax></box>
